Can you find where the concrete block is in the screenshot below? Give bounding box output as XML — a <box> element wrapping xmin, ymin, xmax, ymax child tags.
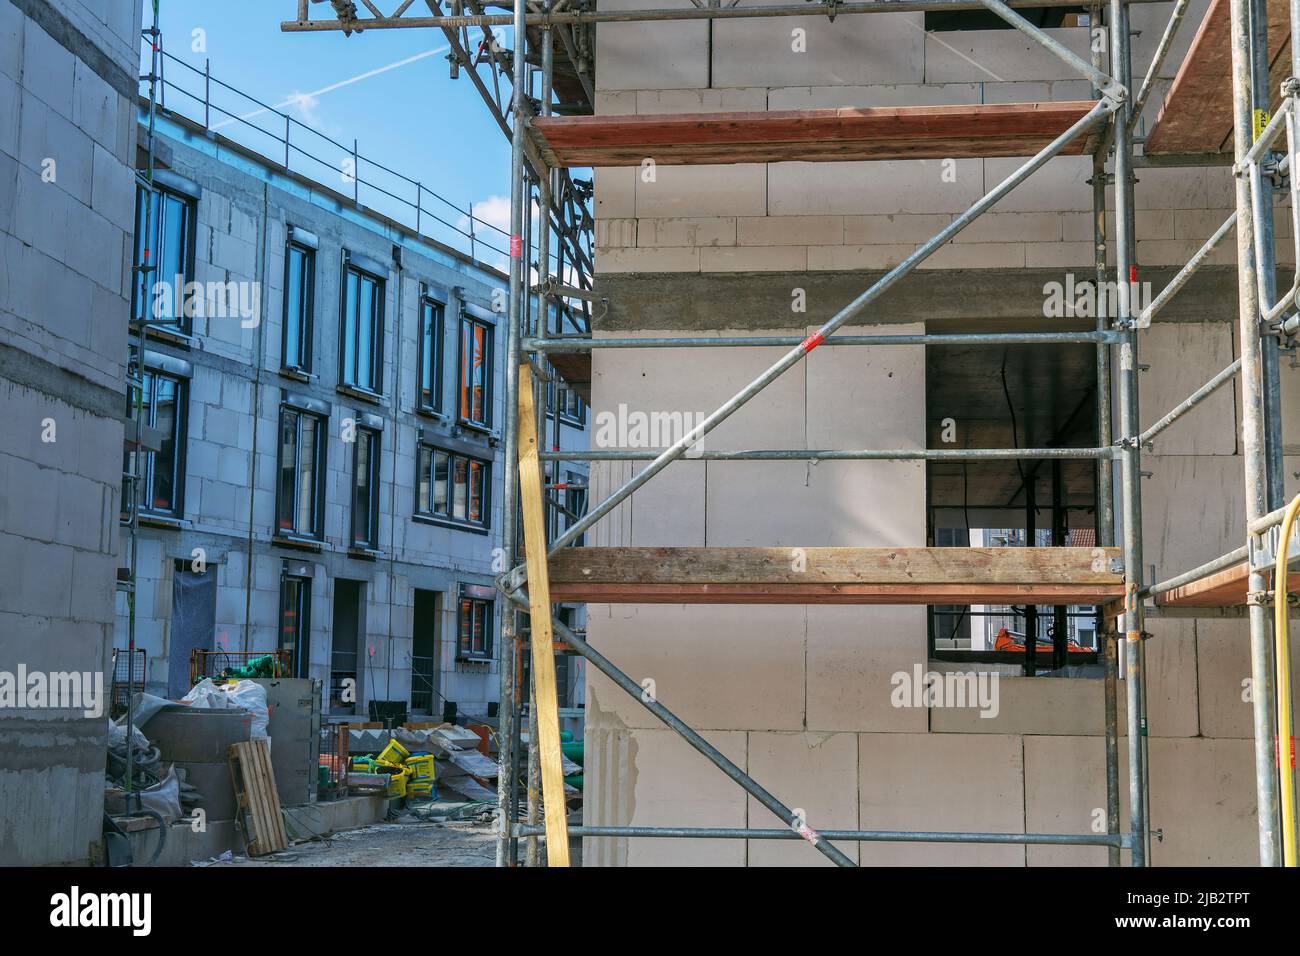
<box><xmin>769</xmin><ymin>159</ymin><xmax>983</xmax><ymax>216</ymax></box>
<box><xmin>767</xmin><ymin>83</ymin><xmax>981</xmax><ymax>110</ymax></box>
<box><xmin>1140</xmin><ymin>454</ymin><xmax>1246</xmax><ymax>578</ymax></box>
<box><xmin>805</xmin><ymin>605</ymin><xmax>929</xmax><ymax>733</ymax></box>
<box><xmin>594</xmin><ymin>217</ymin><xmax>637</xmax><ymax>248</ymax></box>
<box><xmin>713</xmin><ymin>6</ymin><xmax>925</xmax><ymax>88</ymax></box>
<box><xmin>746</xmin><ymin>731</ymin><xmax>861</xmax><ymax>866</ymax></box>
<box><xmin>705</xmin><ymin>460</ymin><xmax>926</xmax><ymax>547</ymax></box>
<box><xmin>807</xmin><ymin>244</ymin><xmax>914</xmax><ymax>271</ymax></box>
<box><xmin>1148</xmin><ymin>737</ymin><xmax>1259</xmax><ymax>865</ymax></box>
<box><xmin>923</xmin><ymin>241</ymin><xmax>1026</xmax><ymax>269</ymax></box>
<box><xmin>584</xmin><ymin>603</ymin><xmax>808</xmax><ymax>731</ymax></box>
<box><xmin>1024</xmin><ymin>241</ymin><xmax>1096</xmax><ymax>269</ymax></box>
<box><xmin>581</xmin><ymin>724</ymin><xmax>748</xmax><ymax>866</ymax></box>
<box><xmin>700</xmin><ymin>245</ymin><xmax>808</xmax><ymax>272</ymax></box>
<box><xmin>804</xmin><ymin>329</ymin><xmax>924</xmax><ymax>448</ymax></box>
<box><xmin>592</xmin><ymin>329</ymin><xmax>807</xmax><ymax>449</ymax></box>
<box><xmin>1023</xmin><ymin>734</ymin><xmax>1110</xmax><ymax>866</ymax></box>
<box><xmin>843</xmin><ymin>213</ymin><xmax>953</xmax><ymax>245</ymax></box>
<box><xmin>21</xmin><ymin>20</ymin><xmax>75</xmax><ymax>119</ymax></box>
<box><xmin>594</xmin><ymin>167</ymin><xmax>635</xmax><ymax>219</ymax></box>
<box><xmin>858</xmin><ymin>732</ymin><xmax>1026</xmax><ymax>865</ymax></box>
<box><xmin>146</xmin><ymin>709</ymin><xmax>254</xmax><ymax>763</ymax></box>
<box><xmin>1141</xmin><ymin>616</ymin><xmax>1201</xmax><ymax>739</ymax></box>
<box><xmin>634</xmin><ymin>88</ymin><xmax>768</xmax><ymax>114</ymax></box>
<box><xmin>931</xmin><ymin>675</ymin><xmax>1103</xmax><ymax>735</ymax></box>
<box><xmin>594</xmin><ymin>0</ymin><xmax>709</xmax><ymax>91</ymax></box>
<box><xmin>638</xmin><ymin>216</ymin><xmax>736</xmax><ymax>247</ymax></box>
<box><xmin>596</xmin><ymin>246</ymin><xmax>699</xmax><ymax>273</ymax></box>
<box><xmin>923</xmin><ymin>27</ymin><xmax>1092</xmax><ymax>83</ymax></box>
<box><xmin>1196</xmin><ymin>616</ymin><xmax>1300</xmax><ymax>740</ymax></box>
<box><xmin>736</xmin><ymin>215</ymin><xmax>843</xmax><ymax>246</ymax></box>
<box><xmin>983</xmin><ymin>156</ymin><xmax>1091</xmax><ymax>213</ymax></box>
<box><xmin>957</xmin><ymin>211</ymin><xmax>1063</xmax><ymax>244</ymax></box>
<box><xmin>635</xmin><ymin>164</ymin><xmax>767</xmax><ymax>219</ymax></box>
<box><xmin>1137</xmin><ymin>323</ymin><xmax>1236</xmax><ymax>455</ymax></box>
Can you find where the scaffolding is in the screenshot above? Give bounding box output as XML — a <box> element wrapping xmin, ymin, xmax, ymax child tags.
<box><xmin>283</xmin><ymin>0</ymin><xmax>1300</xmax><ymax>867</ymax></box>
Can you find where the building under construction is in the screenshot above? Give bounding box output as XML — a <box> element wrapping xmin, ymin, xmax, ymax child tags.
<box><xmin>2</xmin><ymin>0</ymin><xmax>1300</xmax><ymax>871</ymax></box>
<box><xmin>279</xmin><ymin>0</ymin><xmax>1300</xmax><ymax>868</ymax></box>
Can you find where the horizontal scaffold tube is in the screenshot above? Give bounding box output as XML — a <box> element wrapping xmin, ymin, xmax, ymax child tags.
<box><xmin>514</xmin><ymin>825</ymin><xmax>1129</xmax><ymax>847</ymax></box>
<box><xmin>524</xmin><ymin>331</ymin><xmax>1121</xmax><ymax>350</ymax></box>
<box><xmin>1143</xmin><ymin>545</ymin><xmax>1249</xmax><ymax>598</ymax></box>
<box><xmin>283</xmin><ymin>0</ymin><xmax>1171</xmax><ymax>31</ymax></box>
<box><xmin>540</xmin><ymin>447</ymin><xmax>1120</xmax><ymax>462</ymax></box>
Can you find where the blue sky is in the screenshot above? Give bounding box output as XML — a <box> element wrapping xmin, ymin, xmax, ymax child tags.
<box><xmin>145</xmin><ymin>1</ymin><xmax>516</xmax><ymax>255</ymax></box>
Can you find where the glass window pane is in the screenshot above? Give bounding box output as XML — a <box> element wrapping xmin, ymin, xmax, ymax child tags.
<box><xmin>285</xmin><ymin>247</ymin><xmax>303</xmax><ymax>366</ymax></box>
<box><xmin>459</xmin><ymin>599</ymin><xmax>472</xmax><ymax>655</ymax></box>
<box><xmin>471</xmin><ymin>325</ymin><xmax>486</xmax><ymax>422</ymax></box>
<box><xmin>297</xmin><ymin>416</ymin><xmax>317</xmax><ymax>534</ymax></box>
<box><xmin>152</xmin><ymin>377</ymin><xmax>178</xmax><ymax>512</ymax></box>
<box><xmin>357</xmin><ymin>276</ymin><xmax>374</xmax><ymax>390</ymax></box>
<box><xmin>279</xmin><ymin>410</ymin><xmax>296</xmax><ymax>531</ymax></box>
<box><xmin>434</xmin><ymin>451</ymin><xmax>449</xmax><ymax>515</ymax></box>
<box><xmin>420</xmin><ymin>302</ymin><xmax>434</xmax><ymax>407</ymax></box>
<box><xmin>354</xmin><ymin>432</ymin><xmax>371</xmax><ymax>544</ymax></box>
<box><xmin>459</xmin><ymin>318</ymin><xmax>472</xmax><ymax>420</ymax></box>
<box><xmin>452</xmin><ymin>457</ymin><xmax>467</xmax><ymax>520</ymax></box>
<box><xmin>416</xmin><ymin>446</ymin><xmax>431</xmax><ymax>513</ymax></box>
<box><xmin>343</xmin><ymin>272</ymin><xmax>358</xmax><ymax>385</ymax></box>
<box><xmin>469</xmin><ymin>460</ymin><xmax>484</xmax><ymax>523</ymax></box>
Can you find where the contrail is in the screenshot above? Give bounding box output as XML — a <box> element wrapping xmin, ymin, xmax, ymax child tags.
<box><xmin>212</xmin><ymin>43</ymin><xmax>452</xmax><ymax>131</ymax></box>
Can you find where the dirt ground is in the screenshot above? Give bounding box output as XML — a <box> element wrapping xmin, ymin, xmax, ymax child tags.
<box><xmin>200</xmin><ymin>803</ymin><xmax>503</xmax><ymax>867</ymax></box>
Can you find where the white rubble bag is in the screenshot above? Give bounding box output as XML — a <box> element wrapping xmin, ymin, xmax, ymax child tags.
<box><xmin>181</xmin><ymin>678</ymin><xmax>271</xmax><ymax>750</ymax></box>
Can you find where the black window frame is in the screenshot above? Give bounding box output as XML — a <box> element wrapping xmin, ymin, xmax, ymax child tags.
<box><xmin>417</xmin><ymin>292</ymin><xmax>446</xmax><ymax>415</ymax></box>
<box><xmin>547</xmin><ymin>378</ymin><xmax>586</xmax><ymax>428</ymax></box>
<box><xmin>132</xmin><ymin>182</ymin><xmax>198</xmax><ymax>335</ymax></box>
<box><xmin>279</xmin><ymin>571</ymin><xmax>312</xmax><ymax>678</ymax></box>
<box><xmin>339</xmin><ymin>257</ymin><xmax>386</xmax><ymax>397</ymax></box>
<box><xmin>415</xmin><ymin>442</ymin><xmax>492</xmax><ymax>532</ymax></box>
<box><xmin>276</xmin><ymin>405</ymin><xmax>327</xmax><ymax>541</ymax></box>
<box><xmin>350</xmin><ymin>425</ymin><xmax>381</xmax><ymax>550</ymax></box>
<box><xmin>457</xmin><ymin>308</ymin><xmax>495</xmax><ymax>431</ymax></box>
<box><xmin>282</xmin><ymin>240</ymin><xmax>316</xmax><ymax>373</ymax></box>
<box><xmin>456</xmin><ymin>588</ymin><xmax>493</xmax><ymax>661</ymax></box>
<box><xmin>123</xmin><ymin>367</ymin><xmax>188</xmax><ymax>521</ymax></box>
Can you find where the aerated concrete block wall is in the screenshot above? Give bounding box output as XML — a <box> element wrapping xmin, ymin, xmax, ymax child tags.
<box><xmin>582</xmin><ymin>0</ymin><xmax>1298</xmax><ymax>865</ymax></box>
<box><xmin>0</xmin><ymin>0</ymin><xmax>141</xmax><ymax>866</ymax></box>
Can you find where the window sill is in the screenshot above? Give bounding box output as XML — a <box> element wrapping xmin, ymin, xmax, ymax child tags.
<box><xmin>455</xmin><ymin>420</ymin><xmax>496</xmax><ymax>439</ymax></box>
<box><xmin>412</xmin><ymin>514</ymin><xmax>491</xmax><ymax>536</ymax></box>
<box><xmin>337</xmin><ymin>384</ymin><xmax>385</xmax><ymax>405</ymax></box>
<box><xmin>456</xmin><ymin>655</ymin><xmax>493</xmax><ymax>665</ymax></box>
<box><xmin>280</xmin><ymin>366</ymin><xmax>315</xmax><ymax>383</ymax></box>
<box><xmin>273</xmin><ymin>534</ymin><xmax>324</xmax><ymax>552</ymax></box>
<box><xmin>123</xmin><ymin>513</ymin><xmax>187</xmax><ymax>530</ymax></box>
<box><xmin>347</xmin><ymin>546</ymin><xmax>384</xmax><ymax>561</ymax></box>
<box><xmin>416</xmin><ymin>407</ymin><xmax>448</xmax><ymax>423</ymax></box>
<box><xmin>143</xmin><ymin>325</ymin><xmax>195</xmax><ymax>348</ymax></box>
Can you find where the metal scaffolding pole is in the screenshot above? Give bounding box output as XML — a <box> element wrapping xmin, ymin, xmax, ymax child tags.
<box><xmin>493</xmin><ymin>0</ymin><xmax>528</xmax><ymax>868</ymax></box>
<box><xmin>1231</xmin><ymin>0</ymin><xmax>1283</xmax><ymax>866</ymax></box>
<box><xmin>1091</xmin><ymin>0</ymin><xmax>1120</xmax><ymax>866</ymax></box>
<box><xmin>1110</xmin><ymin>0</ymin><xmax>1147</xmax><ymax>868</ymax></box>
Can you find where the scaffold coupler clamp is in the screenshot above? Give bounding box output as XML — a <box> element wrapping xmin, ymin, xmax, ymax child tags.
<box><xmin>1246</xmin><ymin>588</ymin><xmax>1274</xmax><ymax>607</ymax></box>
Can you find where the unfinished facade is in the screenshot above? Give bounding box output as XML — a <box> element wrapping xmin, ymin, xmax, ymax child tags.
<box><xmin>0</xmin><ymin>0</ymin><xmax>141</xmax><ymax>867</ymax></box>
<box><xmin>577</xmin><ymin>3</ymin><xmax>1294</xmax><ymax>866</ymax></box>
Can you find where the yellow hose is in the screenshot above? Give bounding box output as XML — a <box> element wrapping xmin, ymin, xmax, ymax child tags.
<box><xmin>1274</xmin><ymin>494</ymin><xmax>1300</xmax><ymax>867</ymax></box>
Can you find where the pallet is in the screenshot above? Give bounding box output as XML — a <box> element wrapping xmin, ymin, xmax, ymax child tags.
<box><xmin>229</xmin><ymin>739</ymin><xmax>289</xmax><ymax>856</ymax></box>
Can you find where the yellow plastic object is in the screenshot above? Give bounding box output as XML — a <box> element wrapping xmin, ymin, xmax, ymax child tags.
<box><xmin>385</xmin><ymin>768</ymin><xmax>410</xmax><ymax>799</ymax></box>
<box><xmin>406</xmin><ymin>754</ymin><xmax>436</xmax><ymax>783</ymax></box>
<box><xmin>408</xmin><ymin>781</ymin><xmax>434</xmax><ymax>797</ymax></box>
<box><xmin>378</xmin><ymin>739</ymin><xmax>410</xmax><ymax>766</ymax></box>
<box><xmin>1274</xmin><ymin>494</ymin><xmax>1300</xmax><ymax>867</ymax></box>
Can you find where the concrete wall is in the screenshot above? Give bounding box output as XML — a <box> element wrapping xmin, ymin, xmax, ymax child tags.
<box><xmin>114</xmin><ymin>115</ymin><xmax>589</xmax><ymax>723</ymax></box>
<box><xmin>0</xmin><ymin>0</ymin><xmax>140</xmax><ymax>866</ymax></box>
<box><xmin>582</xmin><ymin>3</ymin><xmax>1298</xmax><ymax>865</ymax></box>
